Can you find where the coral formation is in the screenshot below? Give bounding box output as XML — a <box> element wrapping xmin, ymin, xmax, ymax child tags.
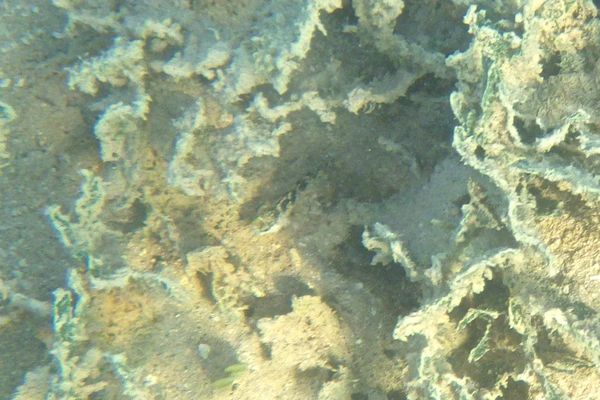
<box><xmin>1</xmin><ymin>0</ymin><xmax>600</xmax><ymax>399</ymax></box>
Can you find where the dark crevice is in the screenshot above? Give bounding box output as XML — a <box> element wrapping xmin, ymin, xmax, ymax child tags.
<box><xmin>513</xmin><ymin>116</ymin><xmax>545</xmax><ymax>144</ymax></box>
<box><xmin>105</xmin><ymin>198</ymin><xmax>148</xmax><ymax>233</ymax></box>
<box><xmin>540</xmin><ymin>52</ymin><xmax>562</xmax><ymax>79</ymax></box>
<box><xmin>406</xmin><ymin>72</ymin><xmax>456</xmax><ymax>98</ymax></box>
<box><xmin>527</xmin><ymin>185</ymin><xmax>559</xmax><ymax>215</ymax></box>
<box><xmin>387</xmin><ymin>390</ymin><xmax>408</xmax><ymax>400</ymax></box>
<box><xmin>244</xmin><ymin>276</ymin><xmax>314</xmax><ymax>327</ymax></box>
<box><xmin>501</xmin><ymin>378</ymin><xmax>530</xmax><ymax>400</ymax></box>
<box><xmin>475</xmin><ymin>145</ymin><xmax>486</xmax><ymax>160</ymax></box>
<box><xmin>259</xmin><ymin>342</ymin><xmax>272</xmax><ymax>360</ymax></box>
<box><xmin>196</xmin><ymin>271</ymin><xmax>217</xmax><ymax>304</ymax></box>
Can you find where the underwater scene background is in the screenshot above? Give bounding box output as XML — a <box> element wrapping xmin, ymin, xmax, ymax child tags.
<box><xmin>1</xmin><ymin>0</ymin><xmax>600</xmax><ymax>399</ymax></box>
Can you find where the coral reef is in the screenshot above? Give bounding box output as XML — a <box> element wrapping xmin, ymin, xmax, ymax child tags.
<box><xmin>1</xmin><ymin>0</ymin><xmax>600</xmax><ymax>399</ymax></box>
